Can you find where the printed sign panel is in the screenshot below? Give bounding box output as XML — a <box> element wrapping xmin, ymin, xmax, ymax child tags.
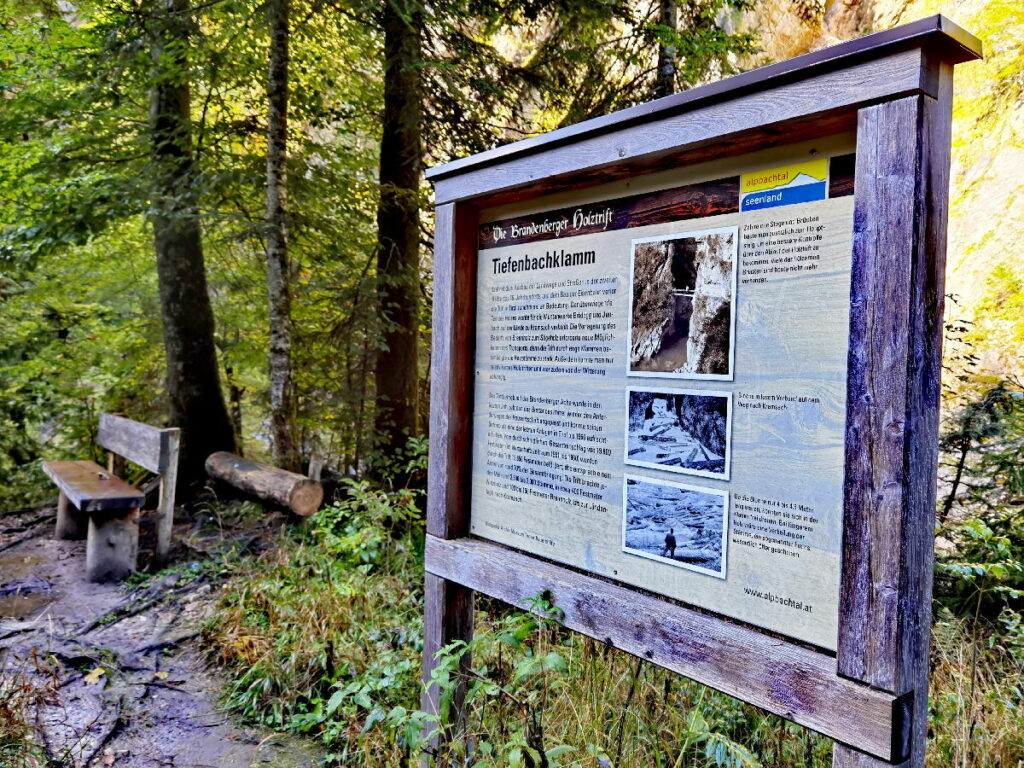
<box><xmin>740</xmin><ymin>159</ymin><xmax>829</xmax><ymax>211</ymax></box>
<box><xmin>469</xmin><ymin>151</ymin><xmax>855</xmax><ymax>650</ymax></box>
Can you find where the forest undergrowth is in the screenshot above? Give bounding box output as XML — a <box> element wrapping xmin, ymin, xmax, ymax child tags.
<box><xmin>203</xmin><ymin>382</ymin><xmax>1024</xmax><ymax>768</ymax></box>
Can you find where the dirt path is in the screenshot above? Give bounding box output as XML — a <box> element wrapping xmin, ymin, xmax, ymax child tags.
<box><xmin>0</xmin><ymin>510</ymin><xmax>320</xmax><ymax>768</ymax></box>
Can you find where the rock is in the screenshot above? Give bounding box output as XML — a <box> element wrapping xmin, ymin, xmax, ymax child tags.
<box><xmin>674</xmin><ymin>393</ymin><xmax>728</xmax><ymax>456</ymax></box>
<box><xmin>629</xmin><ymin>241</ymin><xmax>675</xmax><ymax>362</ymax></box>
<box><xmin>682</xmin><ymin>233</ymin><xmax>733</xmax><ymax>376</ymax></box>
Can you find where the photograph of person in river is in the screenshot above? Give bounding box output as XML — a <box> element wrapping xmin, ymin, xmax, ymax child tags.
<box><xmin>627</xmin><ymin>227</ymin><xmax>737</xmax><ymax>380</ymax></box>
<box><xmin>625</xmin><ymin>389</ymin><xmax>732</xmax><ymax>479</ymax></box>
<box><xmin>622</xmin><ymin>475</ymin><xmax>728</xmax><ymax>578</ymax></box>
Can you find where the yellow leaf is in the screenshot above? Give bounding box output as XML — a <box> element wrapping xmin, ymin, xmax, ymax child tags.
<box><xmin>154</xmin><ymin>671</ymin><xmax>169</xmax><ymax>680</ymax></box>
<box><xmin>84</xmin><ymin>667</ymin><xmax>105</xmax><ymax>685</ymax></box>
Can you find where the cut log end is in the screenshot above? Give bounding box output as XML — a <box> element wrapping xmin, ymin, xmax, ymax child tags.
<box><xmin>288</xmin><ymin>480</ymin><xmax>324</xmax><ymax>518</ymax></box>
<box><xmin>206</xmin><ymin>451</ymin><xmax>324</xmax><ymax>517</ymax></box>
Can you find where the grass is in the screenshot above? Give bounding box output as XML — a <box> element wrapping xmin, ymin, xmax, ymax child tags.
<box><xmin>205</xmin><ymin>480</ymin><xmax>1024</xmax><ymax>768</ymax></box>
<box><xmin>929</xmin><ymin>611</ymin><xmax>1024</xmax><ymax>768</ymax></box>
<box><xmin>0</xmin><ymin>651</ymin><xmax>56</xmax><ymax>768</ymax></box>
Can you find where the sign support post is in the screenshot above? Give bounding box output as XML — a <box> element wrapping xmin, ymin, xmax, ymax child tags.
<box><xmin>834</xmin><ymin>78</ymin><xmax>954</xmax><ymax>768</ymax></box>
<box><xmin>422</xmin><ymin>18</ymin><xmax>980</xmax><ymax>767</ymax></box>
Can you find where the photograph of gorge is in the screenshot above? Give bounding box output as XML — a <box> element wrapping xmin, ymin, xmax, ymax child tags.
<box><xmin>625</xmin><ymin>389</ymin><xmax>731</xmax><ymax>479</ymax></box>
<box><xmin>623</xmin><ymin>476</ymin><xmax>728</xmax><ymax>578</ymax></box>
<box><xmin>628</xmin><ymin>227</ymin><xmax>737</xmax><ymax>379</ymax></box>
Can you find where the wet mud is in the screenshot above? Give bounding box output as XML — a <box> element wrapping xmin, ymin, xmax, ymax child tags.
<box><xmin>0</xmin><ymin>509</ymin><xmax>320</xmax><ymax>768</ymax></box>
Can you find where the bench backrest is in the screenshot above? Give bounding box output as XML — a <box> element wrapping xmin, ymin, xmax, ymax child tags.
<box><xmin>98</xmin><ymin>414</ymin><xmax>180</xmax><ymax>475</ymax></box>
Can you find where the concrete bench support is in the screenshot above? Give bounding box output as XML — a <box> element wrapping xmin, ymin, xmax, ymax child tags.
<box><xmin>54</xmin><ymin>491</ymin><xmax>87</xmax><ymax>541</ymax></box>
<box><xmin>86</xmin><ymin>508</ymin><xmax>140</xmax><ymax>583</ymax></box>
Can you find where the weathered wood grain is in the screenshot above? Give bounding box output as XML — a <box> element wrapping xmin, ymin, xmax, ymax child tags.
<box><xmin>834</xmin><ymin>77</ymin><xmax>954</xmax><ymax>768</ymax></box>
<box><xmin>426</xmin><ymin>203</ymin><xmax>478</xmax><ymax>540</ymax></box>
<box><xmin>205</xmin><ymin>451</ymin><xmax>323</xmax><ymax>516</ymax></box>
<box><xmin>829</xmin><ymin>153</ymin><xmax>855</xmax><ymax>198</ymax></box>
<box><xmin>464</xmin><ymin>110</ymin><xmax>858</xmax><ymax>211</ymax></box>
<box><xmin>423</xmin><ymin>202</ymin><xmax>480</xmax><ymax>754</ymax></box>
<box><xmin>425</xmin><ymin>535</ymin><xmax>902</xmax><ymax>760</ymax></box>
<box><xmin>434</xmin><ymin>49</ymin><xmax>932</xmax><ymax>206</ymax></box>
<box><xmin>426</xmin><ymin>15</ymin><xmax>980</xmax><ymax>183</ymax></box>
<box><xmin>421</xmin><ymin>573</ymin><xmax>474</xmax><ymax>749</ymax></box>
<box><xmin>42</xmin><ymin>461</ymin><xmax>145</xmax><ymax>513</ymax></box>
<box><xmin>97</xmin><ymin>414</ymin><xmax>169</xmax><ymax>474</ymax></box>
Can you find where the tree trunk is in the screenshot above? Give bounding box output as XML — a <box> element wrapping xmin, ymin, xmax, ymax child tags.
<box><xmin>224</xmin><ymin>364</ymin><xmax>245</xmax><ymax>455</ymax></box>
<box><xmin>654</xmin><ymin>0</ymin><xmax>678</xmax><ymax>99</ymax></box>
<box><xmin>373</xmin><ymin>0</ymin><xmax>423</xmax><ymax>458</ymax></box>
<box><xmin>205</xmin><ymin>451</ymin><xmax>323</xmax><ymax>517</ymax></box>
<box><xmin>265</xmin><ymin>0</ymin><xmax>300</xmax><ymax>472</ymax></box>
<box><xmin>148</xmin><ymin>0</ymin><xmax>236</xmax><ymax>492</ymax></box>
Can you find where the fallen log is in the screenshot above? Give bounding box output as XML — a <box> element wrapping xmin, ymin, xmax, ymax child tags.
<box><xmin>205</xmin><ymin>452</ymin><xmax>323</xmax><ymax>517</ymax></box>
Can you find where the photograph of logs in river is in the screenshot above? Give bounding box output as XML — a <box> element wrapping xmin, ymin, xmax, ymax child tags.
<box><xmin>628</xmin><ymin>227</ymin><xmax>737</xmax><ymax>380</ymax></box>
<box><xmin>623</xmin><ymin>476</ymin><xmax>728</xmax><ymax>578</ymax></box>
<box><xmin>625</xmin><ymin>389</ymin><xmax>731</xmax><ymax>479</ymax></box>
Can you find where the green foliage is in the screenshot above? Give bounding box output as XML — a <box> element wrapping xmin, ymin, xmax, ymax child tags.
<box><xmin>205</xmin><ymin>438</ymin><xmax>1024</xmax><ymax>768</ymax></box>
<box><xmin>0</xmin><ymin>0</ymin><xmax>759</xmax><ymax>479</ymax></box>
<box><xmin>311</xmin><ymin>479</ymin><xmax>424</xmax><ymax>572</ymax></box>
<box><xmin>936</xmin><ymin>382</ymin><xmax>1024</xmax><ymax>622</ymax></box>
<box><xmin>929</xmin><ymin>377</ymin><xmax>1024</xmax><ymax>767</ymax></box>
<box><xmin>209</xmin><ymin>472</ymin><xmax>807</xmax><ymax>767</ymax></box>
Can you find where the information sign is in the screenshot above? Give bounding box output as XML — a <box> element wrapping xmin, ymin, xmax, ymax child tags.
<box><xmin>471</xmin><ymin>152</ymin><xmax>854</xmax><ymax>649</ymax></box>
<box><xmin>421</xmin><ymin>17</ymin><xmax>982</xmax><ymax>768</ymax></box>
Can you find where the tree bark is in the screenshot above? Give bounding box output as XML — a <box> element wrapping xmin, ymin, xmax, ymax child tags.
<box><xmin>373</xmin><ymin>0</ymin><xmax>423</xmax><ymax>457</ymax></box>
<box><xmin>205</xmin><ymin>451</ymin><xmax>323</xmax><ymax>517</ymax></box>
<box><xmin>654</xmin><ymin>0</ymin><xmax>678</xmax><ymax>99</ymax></box>
<box><xmin>224</xmin><ymin>364</ymin><xmax>245</xmax><ymax>455</ymax></box>
<box><xmin>265</xmin><ymin>0</ymin><xmax>300</xmax><ymax>472</ymax></box>
<box><xmin>148</xmin><ymin>0</ymin><xmax>236</xmax><ymax>492</ymax></box>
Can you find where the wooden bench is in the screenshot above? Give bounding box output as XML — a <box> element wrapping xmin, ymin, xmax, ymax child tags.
<box><xmin>42</xmin><ymin>414</ymin><xmax>180</xmax><ymax>582</ymax></box>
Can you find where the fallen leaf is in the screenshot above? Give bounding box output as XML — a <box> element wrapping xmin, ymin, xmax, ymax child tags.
<box><xmin>155</xmin><ymin>671</ymin><xmax>169</xmax><ymax>680</ymax></box>
<box><xmin>84</xmin><ymin>667</ymin><xmax>106</xmax><ymax>685</ymax></box>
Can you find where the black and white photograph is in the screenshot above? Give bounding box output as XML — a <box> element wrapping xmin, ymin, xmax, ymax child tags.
<box><xmin>622</xmin><ymin>476</ymin><xmax>728</xmax><ymax>578</ymax></box>
<box><xmin>625</xmin><ymin>389</ymin><xmax>731</xmax><ymax>479</ymax></box>
<box><xmin>628</xmin><ymin>227</ymin><xmax>737</xmax><ymax>380</ymax></box>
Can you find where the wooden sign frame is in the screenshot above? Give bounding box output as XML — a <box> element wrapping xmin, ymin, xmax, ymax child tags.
<box><xmin>421</xmin><ymin>16</ymin><xmax>982</xmax><ymax>767</ymax></box>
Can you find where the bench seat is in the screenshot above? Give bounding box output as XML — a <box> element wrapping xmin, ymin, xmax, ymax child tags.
<box><xmin>42</xmin><ymin>460</ymin><xmax>146</xmax><ymax>512</ymax></box>
<box><xmin>42</xmin><ymin>460</ymin><xmax>145</xmax><ymax>582</ymax></box>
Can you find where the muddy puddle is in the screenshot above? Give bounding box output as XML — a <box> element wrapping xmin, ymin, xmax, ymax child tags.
<box><xmin>0</xmin><ymin>550</ymin><xmax>57</xmax><ymax>618</ymax></box>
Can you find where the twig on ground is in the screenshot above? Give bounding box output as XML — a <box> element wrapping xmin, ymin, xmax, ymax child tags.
<box><xmin>134</xmin><ymin>632</ymin><xmax>199</xmax><ymax>655</ymax></box>
<box><xmin>135</xmin><ymin>679</ymin><xmax>190</xmax><ymax>693</ymax></box>
<box><xmin>0</xmin><ymin>512</ymin><xmax>56</xmax><ymax>537</ymax></box>
<box><xmin>78</xmin><ymin>698</ymin><xmax>126</xmax><ymax>768</ymax></box>
<box><xmin>0</xmin><ymin>519</ymin><xmax>55</xmax><ymax>554</ymax></box>
<box><xmin>78</xmin><ymin>577</ymin><xmax>219</xmax><ymax>635</ymax></box>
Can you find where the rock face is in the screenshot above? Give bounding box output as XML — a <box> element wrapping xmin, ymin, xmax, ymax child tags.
<box><xmin>628</xmin><ymin>390</ymin><xmax>656</xmax><ymax>431</ymax></box>
<box><xmin>682</xmin><ymin>233</ymin><xmax>734</xmax><ymax>376</ymax></box>
<box><xmin>630</xmin><ymin>234</ymin><xmax>731</xmax><ymax>374</ymax></box>
<box><xmin>674</xmin><ymin>394</ymin><xmax>728</xmax><ymax>456</ymax></box>
<box><xmin>627</xmin><ymin>392</ymin><xmax>728</xmax><ymax>473</ymax></box>
<box><xmin>629</xmin><ymin>241</ymin><xmax>675</xmax><ymax>363</ymax></box>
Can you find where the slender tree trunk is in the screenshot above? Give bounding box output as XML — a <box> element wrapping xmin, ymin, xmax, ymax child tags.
<box><xmin>265</xmin><ymin>0</ymin><xmax>300</xmax><ymax>471</ymax></box>
<box><xmin>148</xmin><ymin>0</ymin><xmax>236</xmax><ymax>492</ymax></box>
<box><xmin>654</xmin><ymin>0</ymin><xmax>678</xmax><ymax>99</ymax></box>
<box><xmin>224</xmin><ymin>363</ymin><xmax>245</xmax><ymax>455</ymax></box>
<box><xmin>373</xmin><ymin>0</ymin><xmax>423</xmax><ymax>457</ymax></box>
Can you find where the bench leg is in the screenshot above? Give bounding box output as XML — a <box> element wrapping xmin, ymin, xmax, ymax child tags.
<box><xmin>86</xmin><ymin>508</ymin><xmax>139</xmax><ymax>583</ymax></box>
<box><xmin>55</xmin><ymin>491</ymin><xmax>86</xmax><ymax>540</ymax></box>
